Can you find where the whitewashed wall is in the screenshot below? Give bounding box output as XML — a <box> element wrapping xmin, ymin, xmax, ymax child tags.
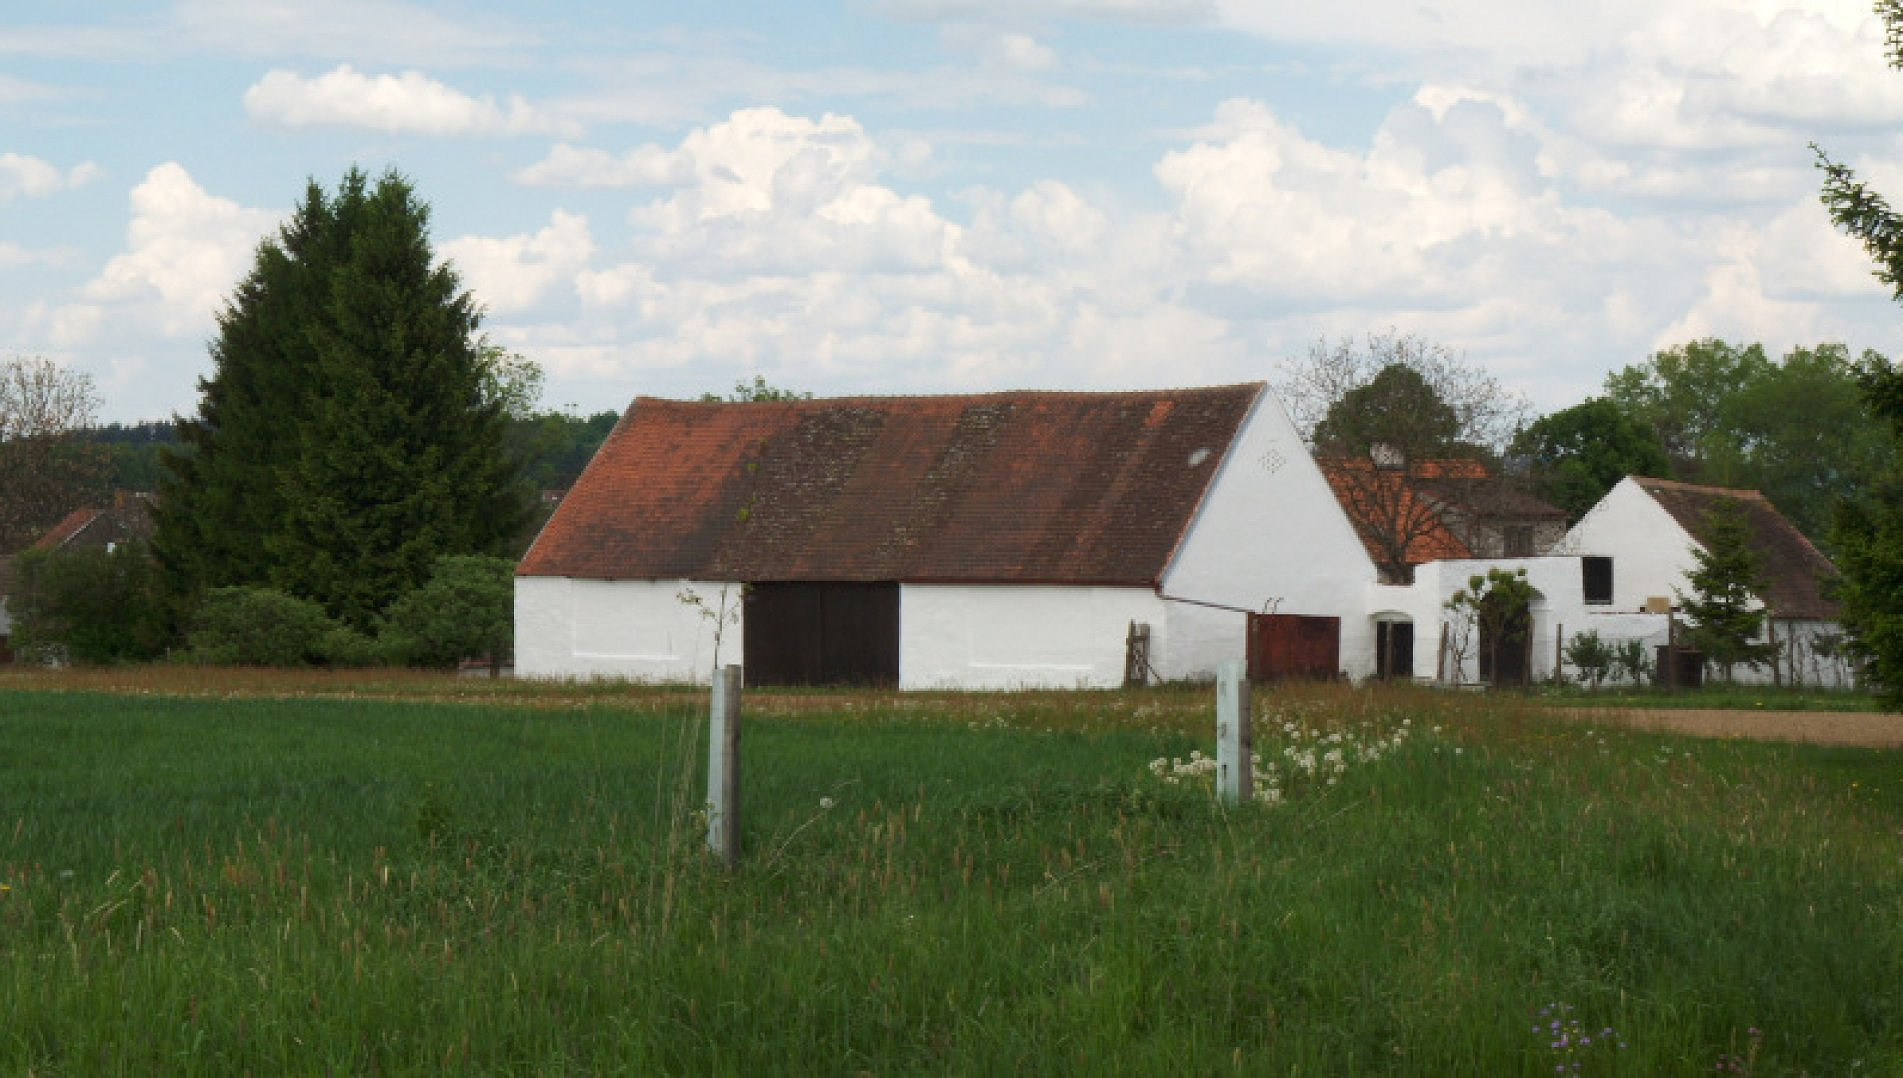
<box><xmin>1159</xmin><ymin>387</ymin><xmax>1379</xmax><ymax>678</ymax></box>
<box><xmin>1558</xmin><ymin>479</ymin><xmax>1854</xmax><ymax>687</ymax></box>
<box><xmin>1156</xmin><ymin>600</ymin><xmax>1246</xmax><ymax>682</ymax></box>
<box><xmin>515</xmin><ymin>576</ymin><xmax>743</xmax><ymax>683</ymax></box>
<box><xmin>1556</xmin><ymin>478</ymin><xmax>1700</xmax><ymax>612</ymax></box>
<box><xmin>1396</xmin><ymin>557</ymin><xmax>1653</xmax><ymax>685</ymax></box>
<box><xmin>1770</xmin><ymin>619</ymin><xmax>1858</xmax><ymax>689</ymax></box>
<box><xmin>898</xmin><ymin>584</ymin><xmax>1165</xmax><ymax>690</ymax></box>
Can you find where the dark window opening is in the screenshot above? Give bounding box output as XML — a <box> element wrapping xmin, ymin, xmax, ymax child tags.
<box><xmin>1582</xmin><ymin>556</ymin><xmax>1613</xmax><ymax>604</ymax></box>
<box><xmin>1503</xmin><ymin>524</ymin><xmax>1534</xmax><ymax>557</ymax></box>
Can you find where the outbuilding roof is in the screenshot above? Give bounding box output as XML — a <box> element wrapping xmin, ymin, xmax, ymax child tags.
<box><xmin>1632</xmin><ymin>477</ymin><xmax>1841</xmax><ymax>620</ymax></box>
<box><xmin>518</xmin><ymin>384</ymin><xmax>1264</xmax><ymax>586</ymax></box>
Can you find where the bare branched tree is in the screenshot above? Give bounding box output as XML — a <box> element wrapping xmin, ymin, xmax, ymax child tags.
<box><xmin>1276</xmin><ymin>330</ymin><xmax>1530</xmax><ymax>456</ymax></box>
<box><xmin>1280</xmin><ymin>332</ymin><xmax>1534</xmax><ymax>584</ymax></box>
<box><xmin>0</xmin><ymin>355</ymin><xmax>107</xmax><ymax>554</ymax></box>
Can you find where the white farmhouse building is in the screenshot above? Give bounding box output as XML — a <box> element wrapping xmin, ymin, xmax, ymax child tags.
<box><xmin>514</xmin><ymin>389</ymin><xmax>1845</xmax><ymax>691</ymax></box>
<box><xmin>515</xmin><ymin>384</ymin><xmax>1384</xmax><ymax>689</ymax></box>
<box><xmin>1556</xmin><ymin>476</ymin><xmax>1851</xmax><ymax>687</ymax></box>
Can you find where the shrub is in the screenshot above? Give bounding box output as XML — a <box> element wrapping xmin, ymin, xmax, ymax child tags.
<box><xmin>8</xmin><ymin>542</ymin><xmax>173</xmax><ymax>664</ymax></box>
<box><xmin>1611</xmin><ymin>638</ymin><xmax>1654</xmax><ymax>685</ymax></box>
<box><xmin>184</xmin><ymin>586</ymin><xmax>370</xmax><ymax>667</ymax></box>
<box><xmin>379</xmin><ymin>555</ymin><xmax>514</xmax><ymax>672</ymax></box>
<box><xmin>1563</xmin><ymin>630</ymin><xmax>1614</xmax><ymax>689</ymax></box>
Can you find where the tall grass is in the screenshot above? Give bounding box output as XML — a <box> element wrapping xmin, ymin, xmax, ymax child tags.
<box><xmin>0</xmin><ymin>685</ymin><xmax>1897</xmax><ymax>1071</ymax></box>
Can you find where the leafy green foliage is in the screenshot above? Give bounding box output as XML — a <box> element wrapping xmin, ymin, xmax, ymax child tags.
<box><xmin>700</xmin><ymin>375</ymin><xmax>812</xmax><ymax>402</ymax></box>
<box><xmin>1833</xmin><ymin>474</ymin><xmax>1903</xmax><ymax>706</ymax></box>
<box><xmin>1581</xmin><ymin>340</ymin><xmax>1892</xmax><ymax>542</ymax></box>
<box><xmin>1611</xmin><ymin>638</ymin><xmax>1654</xmax><ymax>686</ymax></box>
<box><xmin>1603</xmin><ymin>338</ymin><xmax>1772</xmax><ymax>477</ymax></box>
<box><xmin>1510</xmin><ymin>397</ymin><xmax>1670</xmax><ymax>519</ymax></box>
<box><xmin>1715</xmin><ymin>343</ymin><xmax>1894</xmax><ymax>541</ymax></box>
<box><xmin>1312</xmin><ymin>363</ymin><xmax>1461</xmax><ymax>458</ymax></box>
<box><xmin>7</xmin><ymin>543</ymin><xmax>171</xmax><ymax>664</ymax></box>
<box><xmin>1446</xmin><ymin>567</ymin><xmax>1539</xmax><ymax>685</ymax></box>
<box><xmin>505</xmin><ymin>409</ymin><xmax>618</xmax><ymax>492</ymax></box>
<box><xmin>1677</xmin><ymin>502</ymin><xmax>1776</xmax><ymax>681</ymax></box>
<box><xmin>1563</xmin><ymin>629</ymin><xmax>1614</xmax><ymax>689</ymax></box>
<box><xmin>184</xmin><ymin>586</ymin><xmax>375</xmax><ymax>667</ymax></box>
<box><xmin>154</xmin><ymin>169</ymin><xmax>531</xmax><ymax>631</ymax></box>
<box><xmin>379</xmin><ymin>555</ymin><xmax>514</xmax><ymax>671</ymax></box>
<box><xmin>1817</xmin><ymin>4</ymin><xmax>1903</xmax><ymax>706</ymax></box>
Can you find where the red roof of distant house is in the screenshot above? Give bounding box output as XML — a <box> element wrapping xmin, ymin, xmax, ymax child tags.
<box><xmin>28</xmin><ymin>492</ymin><xmax>156</xmax><ymax>554</ymax></box>
<box><xmin>31</xmin><ymin>508</ymin><xmax>99</xmax><ymax>552</ymax></box>
<box><xmin>519</xmin><ymin>384</ymin><xmax>1263</xmax><ymax>586</ymax></box>
<box><xmin>1632</xmin><ymin>477</ymin><xmax>1840</xmax><ymax>620</ymax></box>
<box><xmin>1317</xmin><ymin>457</ymin><xmax>1475</xmax><ymax>567</ymax></box>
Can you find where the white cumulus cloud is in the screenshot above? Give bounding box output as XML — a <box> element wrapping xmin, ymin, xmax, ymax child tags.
<box><xmin>0</xmin><ymin>153</ymin><xmax>101</xmax><ymax>202</ymax></box>
<box><xmin>244</xmin><ymin>65</ymin><xmax>580</xmax><ymax>137</ymax></box>
<box><xmin>78</xmin><ymin>163</ymin><xmax>278</xmax><ymax>338</ymax></box>
<box><xmin>442</xmin><ymin>211</ymin><xmax>596</xmax><ymax>315</ymax></box>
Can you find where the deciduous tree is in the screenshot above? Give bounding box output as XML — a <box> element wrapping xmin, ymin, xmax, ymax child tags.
<box><xmin>1284</xmin><ymin>333</ymin><xmax>1530</xmax><ymax>584</ymax></box>
<box><xmin>1279</xmin><ymin>331</ymin><xmax>1527</xmax><ymax>456</ymax></box>
<box><xmin>1602</xmin><ymin>338</ymin><xmax>1772</xmax><ymax>481</ymax></box>
<box><xmin>1510</xmin><ymin>397</ymin><xmax>1670</xmax><ymax>521</ymax></box>
<box><xmin>0</xmin><ymin>356</ymin><xmax>108</xmax><ymax>554</ymax></box>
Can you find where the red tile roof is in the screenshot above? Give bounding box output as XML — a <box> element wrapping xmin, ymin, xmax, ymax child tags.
<box><xmin>30</xmin><ymin>508</ymin><xmax>99</xmax><ymax>553</ymax></box>
<box><xmin>1633</xmin><ymin>477</ymin><xmax>1841</xmax><ymax>620</ymax></box>
<box><xmin>1317</xmin><ymin>457</ymin><xmax>1475</xmax><ymax>568</ymax></box>
<box><xmin>519</xmin><ymin>385</ymin><xmax>1264</xmax><ymax>586</ymax></box>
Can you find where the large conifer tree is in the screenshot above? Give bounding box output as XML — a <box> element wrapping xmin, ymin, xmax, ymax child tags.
<box><xmin>1676</xmin><ymin>503</ymin><xmax>1776</xmax><ymax>683</ymax></box>
<box><xmin>155</xmin><ymin>169</ymin><xmax>528</xmax><ymax>630</ymax></box>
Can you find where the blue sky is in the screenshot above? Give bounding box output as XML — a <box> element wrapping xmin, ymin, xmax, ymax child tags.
<box><xmin>5</xmin><ymin>0</ymin><xmax>1902</xmax><ymax>422</ymax></box>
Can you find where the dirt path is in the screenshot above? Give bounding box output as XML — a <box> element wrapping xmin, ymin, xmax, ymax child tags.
<box><xmin>1553</xmin><ymin>708</ymin><xmax>1903</xmax><ymax>748</ymax></box>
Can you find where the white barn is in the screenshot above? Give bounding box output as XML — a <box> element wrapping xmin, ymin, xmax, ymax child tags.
<box><xmin>515</xmin><ymin>384</ymin><xmax>1383</xmax><ymax>689</ymax></box>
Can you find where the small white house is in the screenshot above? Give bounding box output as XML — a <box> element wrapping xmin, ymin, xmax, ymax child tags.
<box><xmin>1555</xmin><ymin>476</ymin><xmax>1850</xmax><ymax>687</ymax></box>
<box><xmin>515</xmin><ymin>384</ymin><xmax>1383</xmax><ymax>689</ymax></box>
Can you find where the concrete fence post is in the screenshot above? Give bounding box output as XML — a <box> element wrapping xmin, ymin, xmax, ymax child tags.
<box><xmin>1216</xmin><ymin>659</ymin><xmax>1252</xmax><ymax>806</ymax></box>
<box><xmin>707</xmin><ymin>664</ymin><xmax>742</xmax><ymax>867</ymax></box>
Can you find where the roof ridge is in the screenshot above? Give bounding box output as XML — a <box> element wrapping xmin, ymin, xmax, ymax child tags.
<box><xmin>634</xmin><ymin>382</ymin><xmax>1268</xmax><ymax>407</ymax></box>
<box><xmin>1633</xmin><ymin>475</ymin><xmax>1767</xmax><ymax>501</ymax></box>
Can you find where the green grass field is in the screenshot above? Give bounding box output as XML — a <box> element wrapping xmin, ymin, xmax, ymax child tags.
<box><xmin>1</xmin><ymin>679</ymin><xmax>1898</xmax><ymax>1072</ymax></box>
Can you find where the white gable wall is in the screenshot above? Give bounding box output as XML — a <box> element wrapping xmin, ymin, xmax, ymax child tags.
<box><xmin>1159</xmin><ymin>386</ymin><xmax>1380</xmax><ymax>679</ymax></box>
<box><xmin>1555</xmin><ymin>478</ymin><xmax>1853</xmax><ymax>687</ymax></box>
<box><xmin>1558</xmin><ymin>477</ymin><xmax>1702</xmax><ymax>612</ymax></box>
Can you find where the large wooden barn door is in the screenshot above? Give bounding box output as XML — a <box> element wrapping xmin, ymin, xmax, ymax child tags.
<box><xmin>1247</xmin><ymin>614</ymin><xmax>1340</xmax><ymax>681</ymax></box>
<box><xmin>743</xmin><ymin>582</ymin><xmax>900</xmax><ymax>687</ymax></box>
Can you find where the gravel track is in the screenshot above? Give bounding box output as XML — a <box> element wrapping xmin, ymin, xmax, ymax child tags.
<box><xmin>1555</xmin><ymin>708</ymin><xmax>1903</xmax><ymax>748</ymax></box>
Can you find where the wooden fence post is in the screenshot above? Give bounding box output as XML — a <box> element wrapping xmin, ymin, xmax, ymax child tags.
<box><xmin>1554</xmin><ymin>622</ymin><xmax>1564</xmax><ymax>684</ymax></box>
<box><xmin>1216</xmin><ymin>659</ymin><xmax>1252</xmax><ymax>806</ymax></box>
<box><xmin>707</xmin><ymin>664</ymin><xmax>742</xmax><ymax>867</ymax></box>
